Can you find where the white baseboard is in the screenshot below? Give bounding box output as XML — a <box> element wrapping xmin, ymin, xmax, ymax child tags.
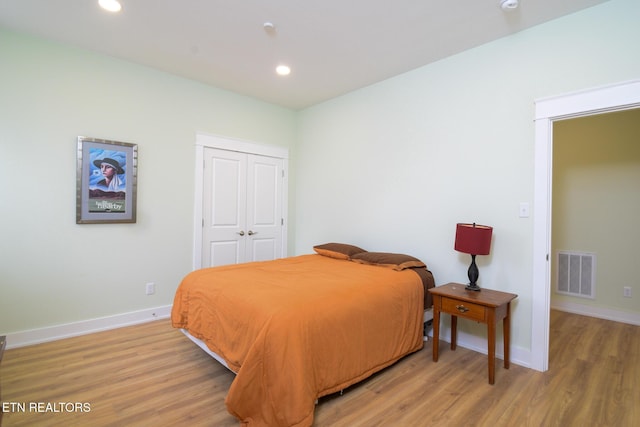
<box><xmin>425</xmin><ymin>326</ymin><xmax>532</xmax><ymax>369</ymax></box>
<box><xmin>5</xmin><ymin>305</ymin><xmax>172</xmax><ymax>349</ymax></box>
<box><xmin>551</xmin><ymin>301</ymin><xmax>640</xmax><ymax>326</ymax></box>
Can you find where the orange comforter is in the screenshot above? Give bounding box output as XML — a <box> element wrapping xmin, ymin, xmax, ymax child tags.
<box><xmin>171</xmin><ymin>254</ymin><xmax>424</xmax><ymax>426</ymax></box>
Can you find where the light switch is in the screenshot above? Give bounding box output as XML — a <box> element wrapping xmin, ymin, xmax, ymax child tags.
<box><xmin>519</xmin><ymin>202</ymin><xmax>530</xmax><ymax>218</ymax></box>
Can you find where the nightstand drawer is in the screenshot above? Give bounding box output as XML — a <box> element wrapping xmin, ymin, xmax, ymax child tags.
<box><xmin>441</xmin><ymin>298</ymin><xmax>486</xmax><ymax>321</ymax></box>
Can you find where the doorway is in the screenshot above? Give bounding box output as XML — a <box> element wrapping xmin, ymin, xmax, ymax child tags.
<box><xmin>551</xmin><ymin>109</ymin><xmax>640</xmax><ymax>319</ymax></box>
<box><xmin>531</xmin><ymin>79</ymin><xmax>640</xmax><ymax>372</ymax></box>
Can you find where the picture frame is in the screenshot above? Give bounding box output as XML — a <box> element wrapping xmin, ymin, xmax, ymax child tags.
<box><xmin>76</xmin><ymin>136</ymin><xmax>138</xmax><ymax>224</ymax></box>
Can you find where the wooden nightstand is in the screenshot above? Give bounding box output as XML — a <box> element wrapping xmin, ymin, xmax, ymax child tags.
<box><xmin>429</xmin><ymin>283</ymin><xmax>517</xmax><ymax>384</ymax></box>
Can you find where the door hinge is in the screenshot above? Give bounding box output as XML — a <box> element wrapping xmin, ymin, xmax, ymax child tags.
<box><xmin>281</xmin><ymin>218</ymin><xmax>284</xmax><ymax>226</ymax></box>
<box><xmin>282</xmin><ymin>170</ymin><xmax>285</xmax><ymax>178</ymax></box>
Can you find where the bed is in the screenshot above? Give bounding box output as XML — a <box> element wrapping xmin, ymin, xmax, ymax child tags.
<box><xmin>171</xmin><ymin>243</ymin><xmax>435</xmax><ymax>427</ymax></box>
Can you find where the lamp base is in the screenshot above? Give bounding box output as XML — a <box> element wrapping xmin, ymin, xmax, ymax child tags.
<box><xmin>466</xmin><ymin>254</ymin><xmax>481</xmax><ymax>291</ymax></box>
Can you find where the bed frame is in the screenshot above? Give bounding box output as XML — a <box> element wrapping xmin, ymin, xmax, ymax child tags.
<box><xmin>179</xmin><ymin>329</ymin><xmax>235</xmax><ymax>372</ymax></box>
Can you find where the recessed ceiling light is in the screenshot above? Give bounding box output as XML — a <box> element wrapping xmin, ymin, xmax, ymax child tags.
<box><xmin>99</xmin><ymin>0</ymin><xmax>122</xmax><ymax>13</ymax></box>
<box><xmin>276</xmin><ymin>65</ymin><xmax>291</xmax><ymax>76</ymax></box>
<box><xmin>499</xmin><ymin>0</ymin><xmax>518</xmax><ymax>10</ymax></box>
<box><xmin>263</xmin><ymin>22</ymin><xmax>276</xmax><ymax>34</ymax></box>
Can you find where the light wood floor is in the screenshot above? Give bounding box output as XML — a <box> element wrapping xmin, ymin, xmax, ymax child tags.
<box><xmin>1</xmin><ymin>310</ymin><xmax>638</xmax><ymax>426</ymax></box>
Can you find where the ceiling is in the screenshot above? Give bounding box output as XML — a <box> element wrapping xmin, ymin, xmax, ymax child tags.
<box><xmin>0</xmin><ymin>0</ymin><xmax>609</xmax><ymax>110</ymax></box>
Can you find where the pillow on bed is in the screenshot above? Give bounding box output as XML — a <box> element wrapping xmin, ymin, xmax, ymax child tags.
<box><xmin>351</xmin><ymin>252</ymin><xmax>426</xmax><ymax>271</ymax></box>
<box><xmin>313</xmin><ymin>243</ymin><xmax>367</xmax><ymax>260</ymax></box>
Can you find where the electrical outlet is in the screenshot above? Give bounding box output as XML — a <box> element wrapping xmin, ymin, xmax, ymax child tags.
<box><xmin>146</xmin><ymin>282</ymin><xmax>156</xmax><ymax>295</ymax></box>
<box><xmin>623</xmin><ymin>286</ymin><xmax>631</xmax><ymax>298</ymax></box>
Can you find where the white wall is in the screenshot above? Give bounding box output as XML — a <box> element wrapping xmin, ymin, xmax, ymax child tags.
<box><xmin>294</xmin><ymin>0</ymin><xmax>640</xmax><ymax>363</ymax></box>
<box><xmin>0</xmin><ymin>29</ymin><xmax>296</xmax><ymax>337</ymax></box>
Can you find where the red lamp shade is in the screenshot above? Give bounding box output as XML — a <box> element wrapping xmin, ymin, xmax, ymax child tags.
<box><xmin>454</xmin><ymin>223</ymin><xmax>492</xmax><ymax>256</ymax></box>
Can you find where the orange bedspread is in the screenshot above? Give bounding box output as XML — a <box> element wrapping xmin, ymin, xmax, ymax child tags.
<box><xmin>171</xmin><ymin>254</ymin><xmax>424</xmax><ymax>427</ymax></box>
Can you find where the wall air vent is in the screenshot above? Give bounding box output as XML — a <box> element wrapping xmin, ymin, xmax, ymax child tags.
<box><xmin>556</xmin><ymin>251</ymin><xmax>596</xmax><ymax>299</ymax></box>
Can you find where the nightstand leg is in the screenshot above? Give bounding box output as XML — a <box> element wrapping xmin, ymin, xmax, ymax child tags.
<box><xmin>432</xmin><ymin>306</ymin><xmax>440</xmax><ymax>362</ymax></box>
<box><xmin>450</xmin><ymin>315</ymin><xmax>457</xmax><ymax>350</ymax></box>
<box><xmin>504</xmin><ymin>302</ymin><xmax>511</xmax><ymax>369</ymax></box>
<box><xmin>488</xmin><ymin>312</ymin><xmax>496</xmax><ymax>385</ymax></box>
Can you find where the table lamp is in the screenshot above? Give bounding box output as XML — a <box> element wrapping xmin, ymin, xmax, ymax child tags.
<box><xmin>454</xmin><ymin>223</ymin><xmax>493</xmax><ymax>291</ymax></box>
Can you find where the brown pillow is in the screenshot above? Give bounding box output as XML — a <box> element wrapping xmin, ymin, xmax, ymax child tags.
<box><xmin>313</xmin><ymin>243</ymin><xmax>367</xmax><ymax>260</ymax></box>
<box><xmin>351</xmin><ymin>252</ymin><xmax>426</xmax><ymax>271</ymax></box>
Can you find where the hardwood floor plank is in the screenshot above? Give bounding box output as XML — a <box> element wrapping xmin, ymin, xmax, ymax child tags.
<box><xmin>1</xmin><ymin>310</ymin><xmax>639</xmax><ymax>426</ymax></box>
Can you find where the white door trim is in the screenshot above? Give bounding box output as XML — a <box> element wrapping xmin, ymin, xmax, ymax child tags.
<box><xmin>531</xmin><ymin>79</ymin><xmax>640</xmax><ymax>372</ymax></box>
<box><xmin>196</xmin><ymin>133</ymin><xmax>289</xmax><ymax>158</ymax></box>
<box><xmin>193</xmin><ymin>133</ymin><xmax>289</xmax><ymax>270</ymax></box>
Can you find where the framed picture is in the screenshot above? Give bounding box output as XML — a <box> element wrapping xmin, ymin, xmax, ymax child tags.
<box><xmin>76</xmin><ymin>136</ymin><xmax>138</xmax><ymax>224</ymax></box>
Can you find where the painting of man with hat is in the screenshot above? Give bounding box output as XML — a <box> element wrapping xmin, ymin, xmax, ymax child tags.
<box><xmin>88</xmin><ymin>148</ymin><xmax>127</xmax><ymax>213</ymax></box>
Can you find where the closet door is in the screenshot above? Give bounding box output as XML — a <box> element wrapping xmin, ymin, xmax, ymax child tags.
<box><xmin>202</xmin><ymin>148</ymin><xmax>247</xmax><ymax>267</ymax></box>
<box><xmin>245</xmin><ymin>154</ymin><xmax>283</xmax><ymax>262</ymax></box>
<box><xmin>202</xmin><ymin>147</ymin><xmax>284</xmax><ymax>267</ymax></box>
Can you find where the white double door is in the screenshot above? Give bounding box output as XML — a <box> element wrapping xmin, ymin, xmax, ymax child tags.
<box><xmin>202</xmin><ymin>147</ymin><xmax>284</xmax><ymax>267</ymax></box>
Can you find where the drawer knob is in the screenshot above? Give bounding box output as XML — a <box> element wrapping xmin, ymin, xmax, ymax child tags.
<box><xmin>455</xmin><ymin>304</ymin><xmax>469</xmax><ymax>313</ymax></box>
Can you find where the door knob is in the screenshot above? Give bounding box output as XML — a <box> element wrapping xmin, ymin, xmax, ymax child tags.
<box><xmin>248</xmin><ymin>230</ymin><xmax>258</xmax><ymax>236</ymax></box>
<box><xmin>237</xmin><ymin>231</ymin><xmax>245</xmax><ymax>236</ymax></box>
